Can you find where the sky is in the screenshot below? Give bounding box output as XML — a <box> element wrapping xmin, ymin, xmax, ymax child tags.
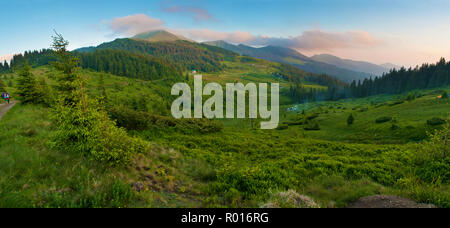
<box><xmin>1</xmin><ymin>0</ymin><xmax>450</xmax><ymax>67</ymax></box>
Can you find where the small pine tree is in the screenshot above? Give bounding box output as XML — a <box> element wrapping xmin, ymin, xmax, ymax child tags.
<box><xmin>347</xmin><ymin>113</ymin><xmax>355</xmax><ymax>126</ymax></box>
<box><xmin>16</xmin><ymin>62</ymin><xmax>41</xmax><ymax>104</ymax></box>
<box><xmin>50</xmin><ymin>32</ymin><xmax>149</xmax><ymax>166</ymax></box>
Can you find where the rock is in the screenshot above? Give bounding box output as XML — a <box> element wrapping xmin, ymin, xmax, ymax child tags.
<box><xmin>131</xmin><ymin>182</ymin><xmax>144</xmax><ymax>192</ymax></box>
<box><xmin>261</xmin><ymin>190</ymin><xmax>320</xmax><ymax>208</ymax></box>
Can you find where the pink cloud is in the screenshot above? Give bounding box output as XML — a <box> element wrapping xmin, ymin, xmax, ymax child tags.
<box><xmin>109</xmin><ymin>14</ymin><xmax>164</xmax><ymax>35</ymax></box>
<box><xmin>0</xmin><ymin>53</ymin><xmax>14</xmax><ymax>63</ymax></box>
<box><xmin>253</xmin><ymin>30</ymin><xmax>381</xmax><ymax>51</ymax></box>
<box><xmin>174</xmin><ymin>29</ymin><xmax>254</xmax><ymax>43</ymax></box>
<box><xmin>163</xmin><ymin>6</ymin><xmax>214</xmax><ymax>22</ymax></box>
<box><xmin>106</xmin><ymin>14</ymin><xmax>387</xmax><ymax>63</ymax></box>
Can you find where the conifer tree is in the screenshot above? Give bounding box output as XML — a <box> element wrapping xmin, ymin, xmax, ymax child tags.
<box><xmin>16</xmin><ymin>62</ymin><xmax>41</xmax><ymax>104</ymax></box>
<box><xmin>50</xmin><ymin>32</ymin><xmax>149</xmax><ymax>166</ymax></box>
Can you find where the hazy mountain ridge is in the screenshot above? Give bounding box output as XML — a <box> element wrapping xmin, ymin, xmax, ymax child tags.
<box><xmin>204</xmin><ymin>40</ymin><xmax>372</xmax><ymax>83</ymax></box>
<box><xmin>132</xmin><ymin>30</ymin><xmax>192</xmax><ymax>42</ymax></box>
<box><xmin>310</xmin><ymin>54</ymin><xmax>397</xmax><ymax>76</ymax></box>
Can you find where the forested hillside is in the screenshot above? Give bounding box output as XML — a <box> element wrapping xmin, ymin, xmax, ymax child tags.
<box><xmin>0</xmin><ymin>32</ymin><xmax>448</xmax><ymax>209</ymax></box>
<box><xmin>77</xmin><ymin>38</ymin><xmax>236</xmax><ymax>73</ymax></box>
<box><xmin>204</xmin><ymin>40</ymin><xmax>372</xmax><ymax>83</ymax></box>
<box><xmin>76</xmin><ymin>49</ymin><xmax>182</xmax><ymax>81</ymax></box>
<box><xmin>348</xmin><ymin>58</ymin><xmax>450</xmax><ymax>98</ymax></box>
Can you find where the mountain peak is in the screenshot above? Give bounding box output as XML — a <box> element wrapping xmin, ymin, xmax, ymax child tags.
<box><xmin>133</xmin><ymin>30</ymin><xmax>190</xmax><ymax>42</ymax></box>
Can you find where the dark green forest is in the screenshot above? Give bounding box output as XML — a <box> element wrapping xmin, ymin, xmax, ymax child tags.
<box><xmin>78</xmin><ymin>38</ymin><xmax>236</xmax><ymax>73</ymax></box>
<box><xmin>348</xmin><ymin>58</ymin><xmax>450</xmax><ymax>98</ymax></box>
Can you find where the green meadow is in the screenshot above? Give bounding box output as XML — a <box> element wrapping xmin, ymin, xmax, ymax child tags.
<box><xmin>0</xmin><ymin>64</ymin><xmax>448</xmax><ymax>208</ymax></box>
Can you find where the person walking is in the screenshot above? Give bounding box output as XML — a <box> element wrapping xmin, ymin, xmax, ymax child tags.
<box><xmin>5</xmin><ymin>93</ymin><xmax>10</xmax><ymax>104</ymax></box>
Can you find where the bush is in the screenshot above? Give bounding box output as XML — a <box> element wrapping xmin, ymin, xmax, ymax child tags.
<box><xmin>276</xmin><ymin>124</ymin><xmax>288</xmax><ymax>130</ymax></box>
<box><xmin>306</xmin><ymin>113</ymin><xmax>319</xmax><ymax>120</ymax></box>
<box><xmin>391</xmin><ymin>124</ymin><xmax>399</xmax><ymax>130</ymax></box>
<box><xmin>406</xmin><ymin>93</ymin><xmax>416</xmax><ymax>101</ymax></box>
<box><xmin>50</xmin><ymin>98</ymin><xmax>150</xmax><ymax>166</ymax></box>
<box><xmin>304</xmin><ymin>122</ymin><xmax>320</xmax><ymax>131</ymax></box>
<box><xmin>427</xmin><ymin>118</ymin><xmax>446</xmax><ymax>126</ymax></box>
<box><xmin>347</xmin><ymin>114</ymin><xmax>355</xmax><ymax>126</ymax></box>
<box><xmin>388</xmin><ymin>100</ymin><xmax>404</xmax><ymax>106</ymax></box>
<box><xmin>375</xmin><ymin>116</ymin><xmax>392</xmax><ymax>123</ymax></box>
<box><xmin>284</xmin><ymin>120</ymin><xmax>304</xmax><ymax>126</ymax></box>
<box><xmin>108</xmin><ymin>105</ymin><xmax>223</xmax><ymax>133</ymax></box>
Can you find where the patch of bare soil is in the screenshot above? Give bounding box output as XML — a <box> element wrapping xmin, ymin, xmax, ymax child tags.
<box><xmin>348</xmin><ymin>195</ymin><xmax>436</xmax><ymax>208</ymax></box>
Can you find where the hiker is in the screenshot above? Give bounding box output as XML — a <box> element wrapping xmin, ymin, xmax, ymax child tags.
<box><xmin>5</xmin><ymin>93</ymin><xmax>9</xmax><ymax>104</ymax></box>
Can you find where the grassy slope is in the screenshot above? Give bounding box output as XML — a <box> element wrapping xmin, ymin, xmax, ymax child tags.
<box><xmin>0</xmin><ymin>66</ymin><xmax>448</xmax><ymax>208</ymax></box>
<box><xmin>279</xmin><ymin>89</ymin><xmax>450</xmax><ymax>144</ymax></box>
<box><xmin>0</xmin><ymin>104</ymin><xmax>210</xmax><ymax>208</ymax></box>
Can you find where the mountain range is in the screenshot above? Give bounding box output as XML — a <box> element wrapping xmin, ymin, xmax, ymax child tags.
<box><xmin>76</xmin><ymin>30</ymin><xmax>399</xmax><ymax>83</ymax></box>
<box><xmin>132</xmin><ymin>30</ymin><xmax>192</xmax><ymax>42</ymax></box>
<box><xmin>204</xmin><ymin>40</ymin><xmax>400</xmax><ymax>83</ymax></box>
<box><xmin>310</xmin><ymin>54</ymin><xmax>398</xmax><ymax>76</ymax></box>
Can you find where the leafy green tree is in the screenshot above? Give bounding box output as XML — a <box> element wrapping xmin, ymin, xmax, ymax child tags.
<box><xmin>347</xmin><ymin>113</ymin><xmax>355</xmax><ymax>126</ymax></box>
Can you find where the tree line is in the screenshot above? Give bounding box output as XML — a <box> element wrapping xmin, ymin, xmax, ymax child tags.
<box><xmin>87</xmin><ymin>38</ymin><xmax>231</xmax><ymax>73</ymax></box>
<box><xmin>6</xmin><ymin>48</ymin><xmax>182</xmax><ymax>81</ymax></box>
<box><xmin>75</xmin><ymin>49</ymin><xmax>182</xmax><ymax>81</ymax></box>
<box><xmin>0</xmin><ymin>60</ymin><xmax>11</xmax><ymax>73</ymax></box>
<box><xmin>347</xmin><ymin>58</ymin><xmax>450</xmax><ymax>98</ymax></box>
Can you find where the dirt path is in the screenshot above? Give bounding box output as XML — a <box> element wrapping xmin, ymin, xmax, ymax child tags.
<box><xmin>348</xmin><ymin>195</ymin><xmax>436</xmax><ymax>208</ymax></box>
<box><xmin>0</xmin><ymin>101</ymin><xmax>18</xmax><ymax>120</ymax></box>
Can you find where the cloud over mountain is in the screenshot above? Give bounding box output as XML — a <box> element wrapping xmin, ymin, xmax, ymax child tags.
<box><xmin>109</xmin><ymin>14</ymin><xmax>164</xmax><ymax>35</ymax></box>
<box><xmin>107</xmin><ymin>14</ymin><xmax>381</xmax><ymax>54</ymax></box>
<box><xmin>163</xmin><ymin>6</ymin><xmax>214</xmax><ymax>22</ymax></box>
<box><xmin>257</xmin><ymin>30</ymin><xmax>380</xmax><ymax>51</ymax></box>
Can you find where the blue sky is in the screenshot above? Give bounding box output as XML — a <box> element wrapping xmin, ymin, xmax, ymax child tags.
<box><xmin>1</xmin><ymin>0</ymin><xmax>450</xmax><ymax>66</ymax></box>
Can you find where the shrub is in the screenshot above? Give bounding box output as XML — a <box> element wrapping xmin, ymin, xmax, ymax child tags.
<box><xmin>375</xmin><ymin>116</ymin><xmax>392</xmax><ymax>123</ymax></box>
<box><xmin>108</xmin><ymin>105</ymin><xmax>223</xmax><ymax>133</ymax></box>
<box><xmin>427</xmin><ymin>117</ymin><xmax>446</xmax><ymax>126</ymax></box>
<box><xmin>304</xmin><ymin>122</ymin><xmax>320</xmax><ymax>131</ymax></box>
<box><xmin>406</xmin><ymin>93</ymin><xmax>416</xmax><ymax>101</ymax></box>
<box><xmin>276</xmin><ymin>124</ymin><xmax>288</xmax><ymax>130</ymax></box>
<box><xmin>306</xmin><ymin>113</ymin><xmax>319</xmax><ymax>120</ymax></box>
<box><xmin>391</xmin><ymin>124</ymin><xmax>399</xmax><ymax>130</ymax></box>
<box><xmin>388</xmin><ymin>100</ymin><xmax>404</xmax><ymax>106</ymax></box>
<box><xmin>359</xmin><ymin>107</ymin><xmax>368</xmax><ymax>112</ymax></box>
<box><xmin>50</xmin><ymin>97</ymin><xmax>150</xmax><ymax>166</ymax></box>
<box><xmin>347</xmin><ymin>114</ymin><xmax>354</xmax><ymax>126</ymax></box>
<box><xmin>284</xmin><ymin>120</ymin><xmax>304</xmax><ymax>126</ymax></box>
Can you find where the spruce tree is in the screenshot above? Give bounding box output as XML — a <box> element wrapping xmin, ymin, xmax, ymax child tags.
<box><xmin>50</xmin><ymin>32</ymin><xmax>148</xmax><ymax>165</ymax></box>
<box><xmin>16</xmin><ymin>62</ymin><xmax>40</xmax><ymax>104</ymax></box>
